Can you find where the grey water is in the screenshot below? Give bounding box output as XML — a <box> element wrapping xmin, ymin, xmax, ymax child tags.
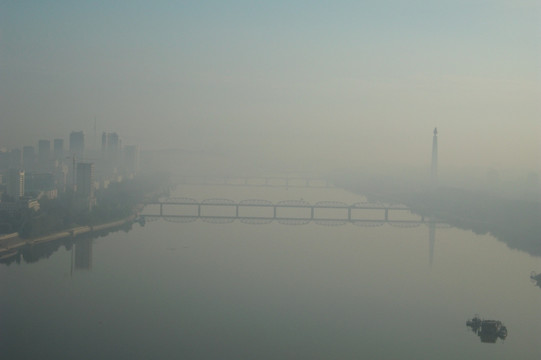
<box><xmin>1</xmin><ymin>185</ymin><xmax>540</xmax><ymax>359</ymax></box>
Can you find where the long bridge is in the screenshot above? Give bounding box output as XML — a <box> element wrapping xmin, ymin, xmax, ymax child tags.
<box><xmin>141</xmin><ymin>198</ymin><xmax>434</xmax><ymax>226</ymax></box>
<box><xmin>176</xmin><ymin>176</ymin><xmax>333</xmax><ymax>188</ymax></box>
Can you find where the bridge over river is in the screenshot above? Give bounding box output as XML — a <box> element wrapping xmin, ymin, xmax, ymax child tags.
<box><xmin>176</xmin><ymin>176</ymin><xmax>333</xmax><ymax>188</ymax></box>
<box><xmin>141</xmin><ymin>198</ymin><xmax>438</xmax><ymax>226</ymax></box>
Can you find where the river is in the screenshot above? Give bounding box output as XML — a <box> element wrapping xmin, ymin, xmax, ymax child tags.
<box><xmin>1</xmin><ymin>184</ymin><xmax>540</xmax><ymax>359</ymax></box>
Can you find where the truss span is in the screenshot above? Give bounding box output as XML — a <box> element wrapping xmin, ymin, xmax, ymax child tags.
<box><xmin>278</xmin><ymin>200</ymin><xmax>311</xmax><ymax>207</ymax></box>
<box><xmin>201</xmin><ymin>198</ymin><xmax>236</xmax><ymax>205</ymax></box>
<box><xmin>239</xmin><ymin>199</ymin><xmax>273</xmax><ymax>206</ymax></box>
<box><xmin>240</xmin><ymin>218</ymin><xmax>274</xmax><ymax>225</ymax></box>
<box><xmin>389</xmin><ymin>222</ymin><xmax>421</xmax><ymax>228</ymax></box>
<box><xmin>352</xmin><ymin>221</ymin><xmax>385</xmax><ymax>227</ymax></box>
<box><xmin>166</xmin><ymin>197</ymin><xmax>198</xmax><ymax>203</ymax></box>
<box><xmin>315</xmin><ymin>220</ymin><xmax>348</xmax><ymax>226</ymax></box>
<box><xmin>315</xmin><ymin>201</ymin><xmax>348</xmax><ymax>208</ymax></box>
<box><xmin>202</xmin><ymin>217</ymin><xmax>235</xmax><ymax>224</ymax></box>
<box><xmin>352</xmin><ymin>202</ymin><xmax>381</xmax><ymax>208</ymax></box>
<box><xmin>278</xmin><ymin>219</ymin><xmax>311</xmax><ymax>225</ymax></box>
<box><xmin>163</xmin><ymin>216</ymin><xmax>197</xmax><ymax>223</ymax></box>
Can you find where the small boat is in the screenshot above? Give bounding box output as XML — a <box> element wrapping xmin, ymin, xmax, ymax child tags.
<box><xmin>466</xmin><ymin>315</ymin><xmax>508</xmax><ymax>343</ymax></box>
<box><xmin>466</xmin><ymin>315</ymin><xmax>482</xmax><ymax>329</ymax></box>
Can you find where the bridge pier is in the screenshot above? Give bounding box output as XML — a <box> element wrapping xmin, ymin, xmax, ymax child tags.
<box><xmin>273</xmin><ymin>206</ymin><xmax>277</xmax><ymax>219</ymax></box>
<box><xmin>236</xmin><ymin>205</ymin><xmax>239</xmax><ymax>217</ymax></box>
<box><xmin>311</xmin><ymin>207</ymin><xmax>314</xmax><ymax>220</ymax></box>
<box><xmin>348</xmin><ymin>207</ymin><xmax>351</xmax><ymax>221</ymax></box>
<box><xmin>198</xmin><ymin>205</ymin><xmax>201</xmax><ymax>217</ymax></box>
<box><xmin>160</xmin><ymin>203</ymin><xmax>163</xmax><ymax>217</ymax></box>
<box><xmin>385</xmin><ymin>209</ymin><xmax>389</xmax><ymax>222</ymax></box>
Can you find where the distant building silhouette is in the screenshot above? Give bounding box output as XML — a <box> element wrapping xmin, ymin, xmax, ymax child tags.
<box><xmin>7</xmin><ymin>168</ymin><xmax>25</xmax><ymax>199</ymax></box>
<box><xmin>53</xmin><ymin>138</ymin><xmax>64</xmax><ymax>161</ymax></box>
<box><xmin>431</xmin><ymin>128</ymin><xmax>438</xmax><ymax>188</ymax></box>
<box><xmin>22</xmin><ymin>146</ymin><xmax>35</xmax><ymax>172</ymax></box>
<box><xmin>76</xmin><ymin>162</ymin><xmax>95</xmax><ymax>210</ymax></box>
<box><xmin>38</xmin><ymin>139</ymin><xmax>51</xmax><ymax>171</ymax></box>
<box><xmin>101</xmin><ymin>132</ymin><xmax>122</xmax><ymax>173</ymax></box>
<box><xmin>9</xmin><ymin>148</ymin><xmax>22</xmax><ymax>169</ymax></box>
<box><xmin>69</xmin><ymin>131</ymin><xmax>85</xmax><ymax>159</ymax></box>
<box><xmin>124</xmin><ymin>145</ymin><xmax>140</xmax><ymax>176</ymax></box>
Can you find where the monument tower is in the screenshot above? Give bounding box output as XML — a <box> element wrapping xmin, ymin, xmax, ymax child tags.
<box><xmin>431</xmin><ymin>128</ymin><xmax>438</xmax><ymax>188</ymax></box>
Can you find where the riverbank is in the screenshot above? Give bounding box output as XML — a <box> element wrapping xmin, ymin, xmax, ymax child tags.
<box><xmin>0</xmin><ymin>214</ymin><xmax>138</xmax><ymax>260</ymax></box>
<box><xmin>334</xmin><ymin>176</ymin><xmax>541</xmax><ymax>257</ymax></box>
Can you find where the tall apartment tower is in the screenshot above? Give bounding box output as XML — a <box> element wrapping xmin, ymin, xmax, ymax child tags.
<box><xmin>22</xmin><ymin>146</ymin><xmax>35</xmax><ymax>171</ymax></box>
<box><xmin>102</xmin><ymin>132</ymin><xmax>122</xmax><ymax>172</ymax></box>
<box><xmin>38</xmin><ymin>139</ymin><xmax>51</xmax><ymax>171</ymax></box>
<box><xmin>76</xmin><ymin>162</ymin><xmax>95</xmax><ymax>210</ymax></box>
<box><xmin>7</xmin><ymin>168</ymin><xmax>25</xmax><ymax>199</ymax></box>
<box><xmin>431</xmin><ymin>128</ymin><xmax>438</xmax><ymax>188</ymax></box>
<box><xmin>124</xmin><ymin>145</ymin><xmax>140</xmax><ymax>175</ymax></box>
<box><xmin>53</xmin><ymin>139</ymin><xmax>64</xmax><ymax>160</ymax></box>
<box><xmin>69</xmin><ymin>131</ymin><xmax>85</xmax><ymax>159</ymax></box>
<box><xmin>76</xmin><ymin>162</ymin><xmax>94</xmax><ymax>197</ymax></box>
<box><xmin>9</xmin><ymin>149</ymin><xmax>22</xmax><ymax>169</ymax></box>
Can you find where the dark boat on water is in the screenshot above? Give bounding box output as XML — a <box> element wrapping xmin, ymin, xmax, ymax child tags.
<box><xmin>530</xmin><ymin>271</ymin><xmax>541</xmax><ymax>289</ymax></box>
<box><xmin>467</xmin><ymin>315</ymin><xmax>508</xmax><ymax>343</ymax></box>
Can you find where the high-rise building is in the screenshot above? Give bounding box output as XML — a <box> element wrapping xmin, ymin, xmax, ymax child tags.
<box><xmin>123</xmin><ymin>145</ymin><xmax>140</xmax><ymax>175</ymax></box>
<box><xmin>22</xmin><ymin>146</ymin><xmax>35</xmax><ymax>171</ymax></box>
<box><xmin>38</xmin><ymin>139</ymin><xmax>51</xmax><ymax>171</ymax></box>
<box><xmin>69</xmin><ymin>131</ymin><xmax>85</xmax><ymax>159</ymax></box>
<box><xmin>102</xmin><ymin>132</ymin><xmax>121</xmax><ymax>156</ymax></box>
<box><xmin>9</xmin><ymin>149</ymin><xmax>22</xmax><ymax>169</ymax></box>
<box><xmin>7</xmin><ymin>168</ymin><xmax>24</xmax><ymax>199</ymax></box>
<box><xmin>0</xmin><ymin>150</ymin><xmax>9</xmax><ymax>171</ymax></box>
<box><xmin>101</xmin><ymin>132</ymin><xmax>122</xmax><ymax>173</ymax></box>
<box><xmin>76</xmin><ymin>162</ymin><xmax>94</xmax><ymax>198</ymax></box>
<box><xmin>76</xmin><ymin>162</ymin><xmax>95</xmax><ymax>210</ymax></box>
<box><xmin>53</xmin><ymin>139</ymin><xmax>64</xmax><ymax>160</ymax></box>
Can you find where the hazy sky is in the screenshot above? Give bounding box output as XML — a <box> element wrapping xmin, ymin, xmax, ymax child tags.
<box><xmin>1</xmin><ymin>1</ymin><xmax>539</xmax><ymax>172</ymax></box>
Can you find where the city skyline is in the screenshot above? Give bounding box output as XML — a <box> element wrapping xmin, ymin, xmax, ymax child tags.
<box><xmin>1</xmin><ymin>1</ymin><xmax>539</xmax><ymax>174</ymax></box>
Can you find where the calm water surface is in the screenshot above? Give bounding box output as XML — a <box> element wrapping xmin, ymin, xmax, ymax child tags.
<box><xmin>1</xmin><ymin>185</ymin><xmax>540</xmax><ymax>359</ymax></box>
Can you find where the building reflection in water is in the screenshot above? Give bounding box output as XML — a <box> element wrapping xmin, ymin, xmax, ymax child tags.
<box><xmin>72</xmin><ymin>238</ymin><xmax>93</xmax><ymax>272</ymax></box>
<box><xmin>428</xmin><ymin>221</ymin><xmax>435</xmax><ymax>267</ymax></box>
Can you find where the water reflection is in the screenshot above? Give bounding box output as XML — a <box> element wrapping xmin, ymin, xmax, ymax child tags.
<box><xmin>73</xmin><ymin>238</ymin><xmax>93</xmax><ymax>271</ymax></box>
<box><xmin>2</xmin><ymin>217</ymin><xmax>445</xmax><ymax>269</ymax></box>
<box><xmin>429</xmin><ymin>221</ymin><xmax>435</xmax><ymax>267</ymax></box>
<box><xmin>0</xmin><ymin>222</ymin><xmax>134</xmax><ymax>267</ymax></box>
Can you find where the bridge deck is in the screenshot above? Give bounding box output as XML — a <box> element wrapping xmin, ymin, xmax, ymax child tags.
<box><xmin>141</xmin><ymin>199</ymin><xmax>425</xmax><ymax>223</ymax></box>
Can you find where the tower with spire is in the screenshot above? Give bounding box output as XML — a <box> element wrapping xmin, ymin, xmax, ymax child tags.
<box><xmin>431</xmin><ymin>128</ymin><xmax>438</xmax><ymax>188</ymax></box>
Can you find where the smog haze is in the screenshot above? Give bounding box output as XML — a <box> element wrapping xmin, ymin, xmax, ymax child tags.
<box><xmin>1</xmin><ymin>1</ymin><xmax>539</xmax><ymax>174</ymax></box>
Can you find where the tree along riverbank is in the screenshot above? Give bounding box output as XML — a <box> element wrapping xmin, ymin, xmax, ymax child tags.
<box><xmin>0</xmin><ymin>173</ymin><xmax>170</xmax><ymax>260</ymax></box>
<box><xmin>0</xmin><ymin>216</ymin><xmax>137</xmax><ymax>259</ymax></box>
<box><xmin>333</xmin><ymin>174</ymin><xmax>541</xmax><ymax>257</ymax></box>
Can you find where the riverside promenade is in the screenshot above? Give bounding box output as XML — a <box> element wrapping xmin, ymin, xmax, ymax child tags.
<box><xmin>0</xmin><ymin>215</ymin><xmax>137</xmax><ymax>260</ymax></box>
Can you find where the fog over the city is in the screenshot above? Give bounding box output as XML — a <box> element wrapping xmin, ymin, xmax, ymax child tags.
<box><xmin>1</xmin><ymin>1</ymin><xmax>539</xmax><ymax>177</ymax></box>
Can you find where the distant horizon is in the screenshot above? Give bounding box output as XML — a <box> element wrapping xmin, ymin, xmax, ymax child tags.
<box><xmin>1</xmin><ymin>1</ymin><xmax>540</xmax><ymax>173</ymax></box>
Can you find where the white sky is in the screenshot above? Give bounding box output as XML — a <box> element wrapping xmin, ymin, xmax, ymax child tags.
<box><xmin>1</xmin><ymin>0</ymin><xmax>539</xmax><ymax>173</ymax></box>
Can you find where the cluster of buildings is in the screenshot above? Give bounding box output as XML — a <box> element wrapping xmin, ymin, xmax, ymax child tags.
<box><xmin>0</xmin><ymin>131</ymin><xmax>140</xmax><ymax>214</ymax></box>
